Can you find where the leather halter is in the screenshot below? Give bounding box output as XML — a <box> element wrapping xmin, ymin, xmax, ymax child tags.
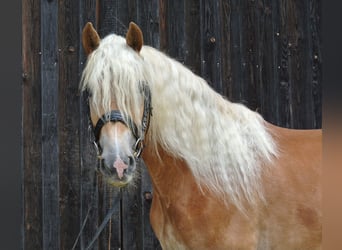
<box><xmin>92</xmin><ymin>83</ymin><xmax>152</xmax><ymax>158</ymax></box>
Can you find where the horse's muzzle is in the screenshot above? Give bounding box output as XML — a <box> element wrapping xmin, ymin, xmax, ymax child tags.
<box><xmin>98</xmin><ymin>155</ymin><xmax>136</xmax><ymax>187</ymax></box>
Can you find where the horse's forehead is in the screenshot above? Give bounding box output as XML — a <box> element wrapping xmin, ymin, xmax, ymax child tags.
<box><xmin>102</xmin><ymin>34</ymin><xmax>124</xmax><ymax>44</ymax></box>
<box><xmin>99</xmin><ymin>35</ymin><xmax>126</xmax><ymax>52</ymax></box>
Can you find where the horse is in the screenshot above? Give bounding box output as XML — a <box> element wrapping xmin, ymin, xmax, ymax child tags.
<box><xmin>80</xmin><ymin>21</ymin><xmax>321</xmax><ymax>249</ymax></box>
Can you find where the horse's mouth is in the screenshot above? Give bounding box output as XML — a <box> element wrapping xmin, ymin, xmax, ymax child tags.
<box><xmin>105</xmin><ymin>175</ymin><xmax>133</xmax><ymax>187</ymax></box>
<box><xmin>97</xmin><ymin>157</ymin><xmax>136</xmax><ymax>187</ymax></box>
<box><xmin>100</xmin><ymin>170</ymin><xmax>134</xmax><ymax>187</ymax></box>
<box><xmin>107</xmin><ymin>179</ymin><xmax>130</xmax><ymax>187</ymax></box>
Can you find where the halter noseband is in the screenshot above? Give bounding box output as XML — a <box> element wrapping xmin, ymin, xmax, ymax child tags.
<box><xmin>92</xmin><ymin>83</ymin><xmax>152</xmax><ymax>158</ymax></box>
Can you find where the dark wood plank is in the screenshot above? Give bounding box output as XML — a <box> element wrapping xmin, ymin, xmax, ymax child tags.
<box><xmin>200</xmin><ymin>0</ymin><xmax>223</xmax><ymax>92</ymax></box>
<box><xmin>184</xmin><ymin>0</ymin><xmax>201</xmax><ymax>75</ymax></box>
<box><xmin>275</xmin><ymin>0</ymin><xmax>292</xmax><ymax>128</ymax></box>
<box><xmin>297</xmin><ymin>0</ymin><xmax>321</xmax><ymax>129</ymax></box>
<box><xmin>22</xmin><ymin>0</ymin><xmax>43</xmax><ymax>249</ymax></box>
<box><xmin>257</xmin><ymin>0</ymin><xmax>281</xmax><ymax>125</ymax></box>
<box><xmin>268</xmin><ymin>0</ymin><xmax>282</xmax><ymax>126</ymax></box>
<box><xmin>239</xmin><ymin>0</ymin><xmax>259</xmax><ymax>110</ymax></box>
<box><xmin>57</xmin><ymin>0</ymin><xmax>82</xmax><ymax>249</ymax></box>
<box><xmin>158</xmin><ymin>0</ymin><xmax>167</xmax><ymax>52</ymax></box>
<box><xmin>121</xmin><ymin>182</ymin><xmax>143</xmax><ymax>250</ymax></box>
<box><xmin>79</xmin><ymin>1</ymin><xmax>99</xmax><ymax>249</ymax></box>
<box><xmin>309</xmin><ymin>0</ymin><xmax>322</xmax><ymax>128</ymax></box>
<box><xmin>228</xmin><ymin>0</ymin><xmax>258</xmax><ymax>108</ymax></box>
<box><xmin>97</xmin><ymin>0</ymin><xmax>129</xmax><ymax>37</ymax></box>
<box><xmin>285</xmin><ymin>0</ymin><xmax>308</xmax><ymax>128</ymax></box>
<box><xmin>98</xmin><ymin>182</ymin><xmax>122</xmax><ymax>250</ymax></box>
<box><xmin>41</xmin><ymin>0</ymin><xmax>60</xmax><ymax>249</ymax></box>
<box><xmin>166</xmin><ymin>1</ymin><xmax>185</xmax><ymax>61</ymax></box>
<box><xmin>218</xmin><ymin>0</ymin><xmax>233</xmax><ymax>98</ymax></box>
<box><xmin>228</xmin><ymin>0</ymin><xmax>243</xmax><ymax>102</ymax></box>
<box><xmin>136</xmin><ymin>0</ymin><xmax>160</xmax><ymax>47</ymax></box>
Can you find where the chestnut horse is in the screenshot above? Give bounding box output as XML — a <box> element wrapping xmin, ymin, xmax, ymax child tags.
<box><xmin>80</xmin><ymin>22</ymin><xmax>321</xmax><ymax>249</ymax></box>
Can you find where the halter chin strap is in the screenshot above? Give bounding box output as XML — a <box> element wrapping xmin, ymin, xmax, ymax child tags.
<box><xmin>92</xmin><ymin>83</ymin><xmax>152</xmax><ymax>158</ymax></box>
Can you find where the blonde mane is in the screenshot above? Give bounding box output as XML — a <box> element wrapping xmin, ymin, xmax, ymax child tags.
<box><xmin>81</xmin><ymin>34</ymin><xmax>278</xmax><ymax>210</ymax></box>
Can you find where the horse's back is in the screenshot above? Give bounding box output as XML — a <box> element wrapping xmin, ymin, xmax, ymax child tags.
<box><xmin>260</xmin><ymin>123</ymin><xmax>322</xmax><ymax>249</ymax></box>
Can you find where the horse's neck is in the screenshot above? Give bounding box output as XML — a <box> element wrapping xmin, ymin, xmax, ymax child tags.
<box><xmin>141</xmin><ymin>145</ymin><xmax>199</xmax><ymax>201</ymax></box>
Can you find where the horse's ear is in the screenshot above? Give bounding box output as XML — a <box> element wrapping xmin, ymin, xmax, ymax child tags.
<box><xmin>82</xmin><ymin>22</ymin><xmax>100</xmax><ymax>55</ymax></box>
<box><xmin>126</xmin><ymin>22</ymin><xmax>143</xmax><ymax>53</ymax></box>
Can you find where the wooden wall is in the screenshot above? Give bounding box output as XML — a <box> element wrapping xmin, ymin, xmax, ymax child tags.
<box><xmin>22</xmin><ymin>0</ymin><xmax>321</xmax><ymax>249</ymax></box>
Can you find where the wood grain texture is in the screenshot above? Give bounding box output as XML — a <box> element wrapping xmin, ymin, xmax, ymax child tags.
<box><xmin>41</xmin><ymin>0</ymin><xmax>60</xmax><ymax>249</ymax></box>
<box><xmin>79</xmin><ymin>1</ymin><xmax>99</xmax><ymax>249</ymax></box>
<box><xmin>200</xmin><ymin>0</ymin><xmax>223</xmax><ymax>91</ymax></box>
<box><xmin>57</xmin><ymin>0</ymin><xmax>81</xmax><ymax>249</ymax></box>
<box><xmin>22</xmin><ymin>0</ymin><xmax>42</xmax><ymax>249</ymax></box>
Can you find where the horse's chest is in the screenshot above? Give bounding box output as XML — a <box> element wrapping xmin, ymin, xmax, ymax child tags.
<box><xmin>149</xmin><ymin>193</ymin><xmax>264</xmax><ymax>250</ymax></box>
<box><xmin>159</xmin><ymin>225</ymin><xmax>189</xmax><ymax>250</ymax></box>
<box><xmin>150</xmin><ymin>196</ymin><xmax>192</xmax><ymax>249</ymax></box>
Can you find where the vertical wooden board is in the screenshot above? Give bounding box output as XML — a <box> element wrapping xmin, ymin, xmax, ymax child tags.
<box><xmin>300</xmin><ymin>0</ymin><xmax>321</xmax><ymax>129</ymax></box>
<box><xmin>299</xmin><ymin>0</ymin><xmax>316</xmax><ymax>128</ymax></box>
<box><xmin>269</xmin><ymin>0</ymin><xmax>284</xmax><ymax>126</ymax></box>
<box><xmin>219</xmin><ymin>0</ymin><xmax>233</xmax><ymax>98</ymax></box>
<box><xmin>158</xmin><ymin>0</ymin><xmax>167</xmax><ymax>51</ymax></box>
<box><xmin>238</xmin><ymin>0</ymin><xmax>259</xmax><ymax>110</ymax></box>
<box><xmin>136</xmin><ymin>0</ymin><xmax>160</xmax><ymax>47</ymax></box>
<box><xmin>284</xmin><ymin>0</ymin><xmax>308</xmax><ymax>128</ymax></box>
<box><xmin>93</xmin><ymin>156</ymin><xmax>122</xmax><ymax>247</ymax></box>
<box><xmin>253</xmin><ymin>3</ymin><xmax>264</xmax><ymax>114</ymax></box>
<box><xmin>41</xmin><ymin>0</ymin><xmax>60</xmax><ymax>249</ymax></box>
<box><xmin>275</xmin><ymin>0</ymin><xmax>292</xmax><ymax>128</ymax></box>
<box><xmin>308</xmin><ymin>0</ymin><xmax>322</xmax><ymax>128</ymax></box>
<box><xmin>166</xmin><ymin>1</ymin><xmax>185</xmax><ymax>61</ymax></box>
<box><xmin>245</xmin><ymin>1</ymin><xmax>260</xmax><ymax>111</ymax></box>
<box><xmin>233</xmin><ymin>0</ymin><xmax>247</xmax><ymax>102</ymax></box>
<box><xmin>157</xmin><ymin>0</ymin><xmax>186</xmax><ymax>58</ymax></box>
<box><xmin>140</xmin><ymin>162</ymin><xmax>162</xmax><ymax>250</ymax></box>
<box><xmin>22</xmin><ymin>0</ymin><xmax>42</xmax><ymax>249</ymax></box>
<box><xmin>97</xmin><ymin>0</ymin><xmax>129</xmax><ymax>37</ymax></box>
<box><xmin>109</xmin><ymin>188</ymin><xmax>123</xmax><ymax>249</ymax></box>
<box><xmin>184</xmin><ymin>0</ymin><xmax>201</xmax><ymax>75</ymax></box>
<box><xmin>257</xmin><ymin>0</ymin><xmax>281</xmax><ymax>125</ymax></box>
<box><xmin>127</xmin><ymin>0</ymin><xmax>137</xmax><ymax>24</ymax></box>
<box><xmin>228</xmin><ymin>0</ymin><xmax>243</xmax><ymax>101</ymax></box>
<box><xmin>96</xmin><ymin>179</ymin><xmax>122</xmax><ymax>249</ymax></box>
<box><xmin>199</xmin><ymin>0</ymin><xmax>222</xmax><ymax>91</ymax></box>
<box><xmin>121</xmin><ymin>181</ymin><xmax>143</xmax><ymax>250</ymax></box>
<box><xmin>57</xmin><ymin>0</ymin><xmax>82</xmax><ymax>249</ymax></box>
<box><xmin>79</xmin><ymin>1</ymin><xmax>99</xmax><ymax>248</ymax></box>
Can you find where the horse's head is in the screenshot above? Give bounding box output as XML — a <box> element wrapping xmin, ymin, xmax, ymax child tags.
<box><xmin>81</xmin><ymin>22</ymin><xmax>151</xmax><ymax>187</ymax></box>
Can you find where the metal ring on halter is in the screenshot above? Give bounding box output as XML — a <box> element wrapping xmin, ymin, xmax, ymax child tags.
<box><xmin>133</xmin><ymin>138</ymin><xmax>144</xmax><ymax>158</ymax></box>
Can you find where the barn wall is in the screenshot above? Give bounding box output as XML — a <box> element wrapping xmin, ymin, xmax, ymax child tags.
<box><xmin>22</xmin><ymin>0</ymin><xmax>321</xmax><ymax>249</ymax></box>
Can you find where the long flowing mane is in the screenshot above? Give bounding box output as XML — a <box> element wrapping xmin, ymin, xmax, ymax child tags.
<box><xmin>81</xmin><ymin>34</ymin><xmax>278</xmax><ymax>210</ymax></box>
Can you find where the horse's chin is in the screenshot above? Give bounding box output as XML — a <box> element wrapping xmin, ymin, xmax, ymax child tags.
<box><xmin>105</xmin><ymin>175</ymin><xmax>133</xmax><ymax>188</ymax></box>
